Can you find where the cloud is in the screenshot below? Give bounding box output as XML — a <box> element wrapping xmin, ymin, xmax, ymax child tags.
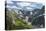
<box><xmin>6</xmin><ymin>1</ymin><xmax>44</xmax><ymax>11</ymax></box>
<box><xmin>7</xmin><ymin>0</ymin><xmax>13</xmax><ymax>4</ymax></box>
<box><xmin>16</xmin><ymin>2</ymin><xmax>31</xmax><ymax>7</ymax></box>
<box><xmin>6</xmin><ymin>5</ymin><xmax>11</xmax><ymax>8</ymax></box>
<box><xmin>30</xmin><ymin>3</ymin><xmax>43</xmax><ymax>9</ymax></box>
<box><xmin>10</xmin><ymin>6</ymin><xmax>17</xmax><ymax>8</ymax></box>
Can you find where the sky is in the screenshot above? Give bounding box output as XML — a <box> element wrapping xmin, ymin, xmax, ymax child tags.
<box><xmin>6</xmin><ymin>0</ymin><xmax>44</xmax><ymax>11</ymax></box>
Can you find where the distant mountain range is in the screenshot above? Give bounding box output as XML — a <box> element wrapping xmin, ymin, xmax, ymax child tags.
<box><xmin>6</xmin><ymin>1</ymin><xmax>44</xmax><ymax>11</ymax></box>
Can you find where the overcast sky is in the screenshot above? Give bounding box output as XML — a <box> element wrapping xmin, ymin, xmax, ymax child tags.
<box><xmin>6</xmin><ymin>0</ymin><xmax>44</xmax><ymax>11</ymax></box>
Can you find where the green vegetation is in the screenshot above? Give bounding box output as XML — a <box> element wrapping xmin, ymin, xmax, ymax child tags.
<box><xmin>5</xmin><ymin>6</ymin><xmax>45</xmax><ymax>30</ymax></box>
<box><xmin>5</xmin><ymin>9</ymin><xmax>32</xmax><ymax>30</ymax></box>
<box><xmin>15</xmin><ymin>18</ymin><xmax>32</xmax><ymax>29</ymax></box>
